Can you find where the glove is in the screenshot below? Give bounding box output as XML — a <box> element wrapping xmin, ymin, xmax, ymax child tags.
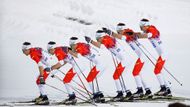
<box><xmin>102</xmin><ymin>27</ymin><xmax>112</xmax><ymax>35</ymax></box>
<box><xmin>126</xmin><ymin>31</ymin><xmax>133</xmax><ymax>35</ymax></box>
<box><xmin>68</xmin><ymin>47</ymin><xmax>72</xmax><ymax>50</ymax></box>
<box><xmin>51</xmin><ymin>75</ymin><xmax>55</xmax><ymax>78</ymax></box>
<box><xmin>84</xmin><ymin>36</ymin><xmax>92</xmax><ymax>43</ymax></box>
<box><xmin>44</xmin><ymin>67</ymin><xmax>51</xmax><ymax>72</ymax></box>
<box><xmin>39</xmin><ymin>76</ymin><xmax>45</xmax><ymax>84</ymax></box>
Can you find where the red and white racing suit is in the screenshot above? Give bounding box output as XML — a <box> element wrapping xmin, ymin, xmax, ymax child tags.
<box><xmin>100</xmin><ymin>35</ymin><xmax>132</xmax><ymax>92</ymax></box>
<box><xmin>121</xmin><ymin>28</ymin><xmax>150</xmax><ymax>89</ymax></box>
<box><xmin>29</xmin><ymin>47</ymin><xmax>51</xmax><ymax>96</ymax></box>
<box><xmin>144</xmin><ymin>25</ymin><xmax>169</xmax><ymax>87</ymax></box>
<box><xmin>75</xmin><ymin>43</ymin><xmax>106</xmax><ymax>93</ymax></box>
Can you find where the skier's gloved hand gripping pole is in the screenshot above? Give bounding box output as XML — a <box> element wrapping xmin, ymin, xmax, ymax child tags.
<box><xmin>134</xmin><ymin>41</ymin><xmax>182</xmax><ymax>86</ymax></box>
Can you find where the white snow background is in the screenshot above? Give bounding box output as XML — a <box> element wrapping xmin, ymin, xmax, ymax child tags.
<box><xmin>0</xmin><ymin>0</ymin><xmax>190</xmax><ymax>106</ymax></box>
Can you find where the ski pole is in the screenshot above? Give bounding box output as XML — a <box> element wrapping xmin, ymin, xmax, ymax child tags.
<box><xmin>135</xmin><ymin>42</ymin><xmax>183</xmax><ymax>86</ymax></box>
<box><xmin>56</xmin><ymin>69</ymin><xmax>92</xmax><ymax>94</ymax></box>
<box><xmin>110</xmin><ymin>53</ymin><xmax>125</xmax><ymax>92</ymax></box>
<box><xmin>90</xmin><ymin>61</ymin><xmax>95</xmax><ymax>94</ymax></box>
<box><xmin>45</xmin><ymin>83</ymin><xmax>86</xmax><ymax>102</ymax></box>
<box><xmin>46</xmin><ymin>83</ymin><xmax>97</xmax><ymax>106</ymax></box>
<box><xmin>72</xmin><ymin>57</ymin><xmax>94</xmax><ymax>101</ymax></box>
<box><xmin>53</xmin><ymin>75</ymin><xmax>90</xmax><ymax>100</ymax></box>
<box><xmin>114</xmin><ymin>56</ymin><xmax>128</xmax><ymax>92</ymax></box>
<box><xmin>90</xmin><ymin>62</ymin><xmax>100</xmax><ymax>92</ymax></box>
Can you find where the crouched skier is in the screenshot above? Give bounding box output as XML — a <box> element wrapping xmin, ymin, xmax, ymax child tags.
<box><xmin>69</xmin><ymin>37</ymin><xmax>106</xmax><ymax>103</ymax></box>
<box><xmin>47</xmin><ymin>41</ymin><xmax>78</xmax><ymax>105</ymax></box>
<box><xmin>22</xmin><ymin>42</ymin><xmax>51</xmax><ymax>105</ymax></box>
<box><xmin>137</xmin><ymin>18</ymin><xmax>172</xmax><ymax>97</ymax></box>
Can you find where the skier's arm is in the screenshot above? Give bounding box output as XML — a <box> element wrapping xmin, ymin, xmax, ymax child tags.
<box><xmin>111</xmin><ymin>32</ymin><xmax>123</xmax><ymax>39</ymax></box>
<box><xmin>51</xmin><ymin>61</ymin><xmax>66</xmax><ymax>70</ymax></box>
<box><xmin>38</xmin><ymin>66</ymin><xmax>44</xmax><ymax>77</ymax></box>
<box><xmin>135</xmin><ymin>32</ymin><xmax>148</xmax><ymax>39</ymax></box>
<box><xmin>68</xmin><ymin>49</ymin><xmax>78</xmax><ymax>58</ymax></box>
<box><xmin>90</xmin><ymin>40</ymin><xmax>101</xmax><ymax>48</ymax></box>
<box><xmin>84</xmin><ymin>36</ymin><xmax>101</xmax><ymax>48</ymax></box>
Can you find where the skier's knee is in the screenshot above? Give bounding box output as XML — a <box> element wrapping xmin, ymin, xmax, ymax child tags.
<box><xmin>63</xmin><ymin>68</ymin><xmax>76</xmax><ymax>84</ymax></box>
<box><xmin>86</xmin><ymin>66</ymin><xmax>99</xmax><ymax>82</ymax></box>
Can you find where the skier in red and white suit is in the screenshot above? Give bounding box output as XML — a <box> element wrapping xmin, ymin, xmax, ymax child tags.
<box><xmin>69</xmin><ymin>37</ymin><xmax>106</xmax><ymax>102</ymax></box>
<box><xmin>47</xmin><ymin>41</ymin><xmax>77</xmax><ymax>104</ymax></box>
<box><xmin>137</xmin><ymin>18</ymin><xmax>172</xmax><ymax>96</ymax></box>
<box><xmin>22</xmin><ymin>42</ymin><xmax>50</xmax><ymax>105</ymax></box>
<box><xmin>102</xmin><ymin>23</ymin><xmax>153</xmax><ymax>98</ymax></box>
<box><xmin>85</xmin><ymin>30</ymin><xmax>133</xmax><ymax>101</ymax></box>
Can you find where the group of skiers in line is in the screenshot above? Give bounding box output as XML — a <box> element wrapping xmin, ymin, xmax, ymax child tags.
<box><xmin>22</xmin><ymin>18</ymin><xmax>172</xmax><ymax>105</ymax></box>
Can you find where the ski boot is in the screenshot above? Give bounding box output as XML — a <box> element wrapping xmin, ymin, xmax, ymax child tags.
<box><xmin>163</xmin><ymin>87</ymin><xmax>172</xmax><ymax>97</ymax></box>
<box><xmin>32</xmin><ymin>94</ymin><xmax>43</xmax><ymax>102</ymax></box>
<box><xmin>35</xmin><ymin>95</ymin><xmax>49</xmax><ymax>105</ymax></box>
<box><xmin>92</xmin><ymin>91</ymin><xmax>105</xmax><ymax>103</ymax></box>
<box><xmin>144</xmin><ymin>88</ymin><xmax>153</xmax><ymax>99</ymax></box>
<box><xmin>154</xmin><ymin>85</ymin><xmax>167</xmax><ymax>96</ymax></box>
<box><xmin>112</xmin><ymin>91</ymin><xmax>124</xmax><ymax>101</ymax></box>
<box><xmin>61</xmin><ymin>93</ymin><xmax>77</xmax><ymax>105</ymax></box>
<box><xmin>133</xmin><ymin>87</ymin><xmax>144</xmax><ymax>99</ymax></box>
<box><xmin>124</xmin><ymin>90</ymin><xmax>133</xmax><ymax>100</ymax></box>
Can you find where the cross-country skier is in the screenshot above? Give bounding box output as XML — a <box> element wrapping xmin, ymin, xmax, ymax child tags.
<box><xmin>84</xmin><ymin>30</ymin><xmax>133</xmax><ymax>101</ymax></box>
<box><xmin>47</xmin><ymin>41</ymin><xmax>77</xmax><ymax>105</ymax></box>
<box><xmin>101</xmin><ymin>23</ymin><xmax>153</xmax><ymax>99</ymax></box>
<box><xmin>22</xmin><ymin>42</ymin><xmax>50</xmax><ymax>105</ymax></box>
<box><xmin>69</xmin><ymin>37</ymin><xmax>106</xmax><ymax>103</ymax></box>
<box><xmin>137</xmin><ymin>18</ymin><xmax>172</xmax><ymax>96</ymax></box>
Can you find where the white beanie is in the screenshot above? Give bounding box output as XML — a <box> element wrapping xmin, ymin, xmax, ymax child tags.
<box><xmin>139</xmin><ymin>18</ymin><xmax>150</xmax><ymax>27</ymax></box>
<box><xmin>47</xmin><ymin>41</ymin><xmax>56</xmax><ymax>50</ymax></box>
<box><xmin>116</xmin><ymin>23</ymin><xmax>126</xmax><ymax>31</ymax></box>
<box><xmin>22</xmin><ymin>42</ymin><xmax>32</xmax><ymax>50</ymax></box>
<box><xmin>69</xmin><ymin>37</ymin><xmax>79</xmax><ymax>46</ymax></box>
<box><xmin>95</xmin><ymin>30</ymin><xmax>106</xmax><ymax>39</ymax></box>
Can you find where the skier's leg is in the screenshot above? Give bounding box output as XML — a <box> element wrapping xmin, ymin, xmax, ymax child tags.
<box><xmin>63</xmin><ymin>68</ymin><xmax>76</xmax><ymax>94</ymax></box>
<box><xmin>62</xmin><ymin>68</ymin><xmax>77</xmax><ymax>104</ymax></box>
<box><xmin>86</xmin><ymin>66</ymin><xmax>99</xmax><ymax>93</ymax></box>
<box><xmin>35</xmin><ymin>70</ymin><xmax>49</xmax><ymax>104</ymax></box>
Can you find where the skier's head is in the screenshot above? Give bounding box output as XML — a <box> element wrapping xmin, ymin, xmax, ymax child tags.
<box><xmin>22</xmin><ymin>42</ymin><xmax>32</xmax><ymax>56</ymax></box>
<box><xmin>139</xmin><ymin>18</ymin><xmax>150</xmax><ymax>31</ymax></box>
<box><xmin>116</xmin><ymin>23</ymin><xmax>126</xmax><ymax>34</ymax></box>
<box><xmin>47</xmin><ymin>41</ymin><xmax>56</xmax><ymax>55</ymax></box>
<box><xmin>95</xmin><ymin>30</ymin><xmax>105</xmax><ymax>41</ymax></box>
<box><xmin>69</xmin><ymin>37</ymin><xmax>79</xmax><ymax>48</ymax></box>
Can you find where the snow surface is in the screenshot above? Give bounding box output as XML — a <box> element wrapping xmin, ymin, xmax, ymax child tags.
<box><xmin>0</xmin><ymin>0</ymin><xmax>190</xmax><ymax>106</ymax></box>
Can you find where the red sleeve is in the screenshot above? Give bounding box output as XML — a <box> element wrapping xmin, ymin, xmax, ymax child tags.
<box><xmin>54</xmin><ymin>47</ymin><xmax>67</xmax><ymax>61</ymax></box>
<box><xmin>147</xmin><ymin>26</ymin><xmax>160</xmax><ymax>38</ymax></box>
<box><xmin>30</xmin><ymin>49</ymin><xmax>41</xmax><ymax>64</ymax></box>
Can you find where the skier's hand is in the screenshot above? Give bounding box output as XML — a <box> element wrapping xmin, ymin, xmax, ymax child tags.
<box><xmin>102</xmin><ymin>27</ymin><xmax>112</xmax><ymax>35</ymax></box>
<box><xmin>84</xmin><ymin>36</ymin><xmax>92</xmax><ymax>43</ymax></box>
<box><xmin>44</xmin><ymin>67</ymin><xmax>51</xmax><ymax>72</ymax></box>
<box><xmin>51</xmin><ymin>74</ymin><xmax>55</xmax><ymax>78</ymax></box>
<box><xmin>39</xmin><ymin>76</ymin><xmax>45</xmax><ymax>84</ymax></box>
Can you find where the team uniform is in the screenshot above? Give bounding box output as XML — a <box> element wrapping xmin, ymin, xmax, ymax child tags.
<box><xmin>28</xmin><ymin>47</ymin><xmax>51</xmax><ymax>104</ymax></box>
<box><xmin>96</xmin><ymin>33</ymin><xmax>133</xmax><ymax>100</ymax></box>
<box><xmin>53</xmin><ymin>46</ymin><xmax>78</xmax><ymax>103</ymax></box>
<box><xmin>120</xmin><ymin>28</ymin><xmax>152</xmax><ymax>97</ymax></box>
<box><xmin>140</xmin><ymin>23</ymin><xmax>171</xmax><ymax>96</ymax></box>
<box><xmin>72</xmin><ymin>42</ymin><xmax>106</xmax><ymax>102</ymax></box>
